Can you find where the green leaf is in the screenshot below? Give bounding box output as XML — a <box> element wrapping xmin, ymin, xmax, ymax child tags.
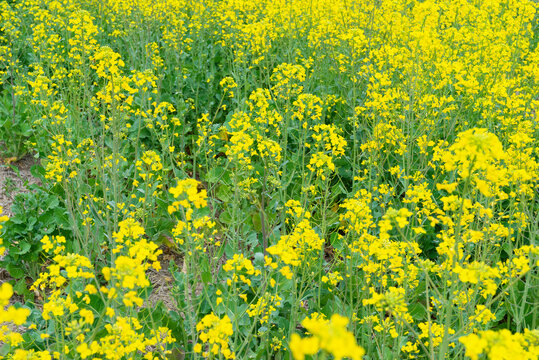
<box><xmin>19</xmin><ymin>122</ymin><xmax>33</xmax><ymax>136</ymax></box>
<box><xmin>38</xmin><ymin>210</ymin><xmax>56</xmax><ymax>228</ymax></box>
<box><xmin>245</xmin><ymin>231</ymin><xmax>259</xmax><ymax>248</ymax></box>
<box><xmin>9</xmin><ymin>215</ymin><xmax>25</xmax><ymax>225</ymax></box>
<box><xmin>26</xmin><ymin>216</ymin><xmax>37</xmax><ymax>231</ymax></box>
<box><xmin>54</xmin><ymin>207</ymin><xmax>70</xmax><ymax>229</ymax></box>
<box><xmin>251</xmin><ymin>211</ymin><xmax>262</xmax><ymax>232</ymax></box>
<box><xmin>13</xmin><ymin>241</ymin><xmax>31</xmax><ymax>255</ymax></box>
<box><xmin>494</xmin><ymin>307</ymin><xmax>506</xmax><ymax>323</ymax></box>
<box><xmin>219</xmin><ymin>208</ymin><xmax>233</xmax><ymax>224</ymax></box>
<box><xmin>13</xmin><ymin>278</ymin><xmax>29</xmax><ymax>296</ymax></box>
<box><xmin>224</xmin><ymin>242</ymin><xmax>235</xmax><ymax>258</ymax></box>
<box><xmin>200</xmin><ymin>256</ymin><xmax>212</xmax><ymax>284</ymax></box>
<box><xmin>167</xmin><ymin>348</ymin><xmax>186</xmax><ymax>360</ymax></box>
<box><xmin>30</xmin><ymin>164</ymin><xmax>45</xmax><ymax>179</ymax></box>
<box><xmin>0</xmin><ymin>343</ymin><xmax>9</xmax><ymax>356</ymax></box>
<box><xmin>44</xmin><ymin>195</ymin><xmax>60</xmax><ymax>210</ymax></box>
<box><xmin>204</xmin><ymin>166</ymin><xmax>225</xmax><ymax>183</ymax></box>
<box><xmin>330</xmin><ymin>232</ymin><xmax>343</xmax><ymax>250</ymax></box>
<box><xmin>216</xmin><ymin>184</ymin><xmax>233</xmax><ymax>202</ymax></box>
<box><xmin>6</xmin><ymin>263</ymin><xmax>25</xmax><ymax>279</ymax></box>
<box><xmin>409</xmin><ymin>302</ymin><xmax>427</xmax><ymax>321</ymax></box>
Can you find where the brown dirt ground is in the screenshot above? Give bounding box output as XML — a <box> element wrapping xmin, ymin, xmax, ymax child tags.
<box><xmin>0</xmin><ymin>154</ymin><xmax>41</xmax><ymax>217</ymax></box>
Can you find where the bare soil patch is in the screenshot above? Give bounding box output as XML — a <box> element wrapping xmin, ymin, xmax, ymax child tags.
<box><xmin>0</xmin><ymin>154</ymin><xmax>41</xmax><ymax>217</ymax></box>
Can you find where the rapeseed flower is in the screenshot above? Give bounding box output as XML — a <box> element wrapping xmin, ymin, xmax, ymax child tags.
<box><xmin>194</xmin><ymin>313</ymin><xmax>235</xmax><ymax>359</ymax></box>
<box><xmin>290</xmin><ymin>313</ymin><xmax>365</xmax><ymax>360</ymax></box>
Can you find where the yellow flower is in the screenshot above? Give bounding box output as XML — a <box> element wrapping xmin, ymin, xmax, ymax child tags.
<box><xmin>195</xmin><ymin>313</ymin><xmax>235</xmax><ymax>359</ymax></box>
<box><xmin>290</xmin><ymin>314</ymin><xmax>364</xmax><ymax>360</ymax></box>
<box><xmin>79</xmin><ymin>309</ymin><xmax>94</xmax><ymax>325</ymax></box>
<box><xmin>279</xmin><ymin>266</ymin><xmax>293</xmax><ymax>279</ymax></box>
<box><xmin>247</xmin><ymin>293</ymin><xmax>282</xmax><ymax>324</ymax></box>
<box><xmin>460</xmin><ymin>329</ymin><xmax>538</xmax><ymax>360</ymax></box>
<box><xmin>289</xmin><ymin>334</ymin><xmax>319</xmax><ymax>360</ymax></box>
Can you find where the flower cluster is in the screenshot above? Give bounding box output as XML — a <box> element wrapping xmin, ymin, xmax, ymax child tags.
<box><xmin>2</xmin><ymin>0</ymin><xmax>539</xmax><ymax>359</ymax></box>
<box><xmin>290</xmin><ymin>313</ymin><xmax>365</xmax><ymax>360</ymax></box>
<box><xmin>168</xmin><ymin>178</ymin><xmax>217</xmax><ymax>251</ymax></box>
<box><xmin>194</xmin><ymin>313</ymin><xmax>235</xmax><ymax>359</ymax></box>
<box><xmin>460</xmin><ymin>329</ymin><xmax>539</xmax><ymax>360</ymax></box>
<box><xmin>267</xmin><ymin>219</ymin><xmax>324</xmax><ymax>278</ymax></box>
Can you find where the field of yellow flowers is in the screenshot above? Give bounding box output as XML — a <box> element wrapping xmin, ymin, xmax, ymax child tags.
<box><xmin>0</xmin><ymin>0</ymin><xmax>538</xmax><ymax>358</ymax></box>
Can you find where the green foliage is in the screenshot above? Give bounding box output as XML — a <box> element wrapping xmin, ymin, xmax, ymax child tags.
<box><xmin>0</xmin><ymin>186</ymin><xmax>69</xmax><ymax>295</ymax></box>
<box><xmin>0</xmin><ymin>0</ymin><xmax>537</xmax><ymax>359</ymax></box>
<box><xmin>0</xmin><ymin>89</ymin><xmax>32</xmax><ymax>158</ymax></box>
